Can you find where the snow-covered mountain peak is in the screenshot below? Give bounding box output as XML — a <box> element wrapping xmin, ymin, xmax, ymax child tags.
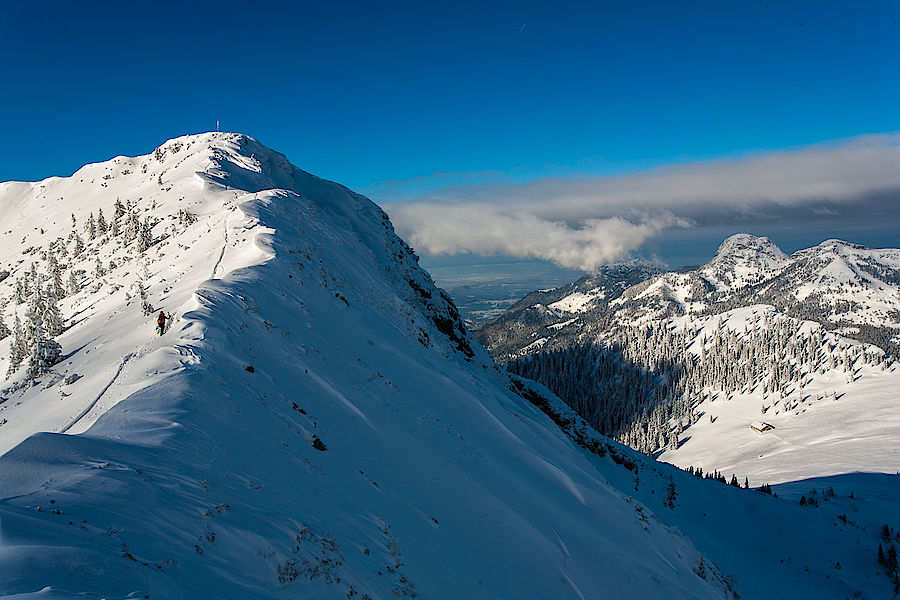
<box><xmin>815</xmin><ymin>238</ymin><xmax>868</xmax><ymax>251</ymax></box>
<box><xmin>707</xmin><ymin>233</ymin><xmax>788</xmax><ymax>268</ymax></box>
<box><xmin>586</xmin><ymin>257</ymin><xmax>658</xmax><ymax>276</ymax></box>
<box><xmin>3</xmin><ymin>134</ymin><xmax>757</xmax><ymax>599</ymax></box>
<box><xmin>0</xmin><ymin>130</ymin><xmax>479</xmax><ymax>449</ymax></box>
<box><xmin>699</xmin><ymin>233</ymin><xmax>789</xmax><ymax>292</ymax></box>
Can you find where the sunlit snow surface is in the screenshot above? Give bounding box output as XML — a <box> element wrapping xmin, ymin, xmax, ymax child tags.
<box><xmin>657</xmin><ymin>305</ymin><xmax>900</xmax><ymax>485</ymax></box>
<box><xmin>0</xmin><ymin>134</ymin><xmax>896</xmax><ymax>599</ymax></box>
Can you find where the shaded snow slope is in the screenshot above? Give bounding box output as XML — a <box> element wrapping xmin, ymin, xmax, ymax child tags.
<box><xmin>1</xmin><ymin>134</ymin><xmax>734</xmax><ymax>599</ymax></box>
<box><xmin>508</xmin><ymin>377</ymin><xmax>900</xmax><ymax>600</ymax></box>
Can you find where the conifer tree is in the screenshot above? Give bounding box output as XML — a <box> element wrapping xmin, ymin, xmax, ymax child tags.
<box><xmin>125</xmin><ymin>209</ymin><xmax>141</xmax><ymax>244</ymax></box>
<box><xmin>41</xmin><ymin>283</ymin><xmax>63</xmax><ymax>336</ymax></box>
<box><xmin>887</xmin><ymin>545</ymin><xmax>899</xmax><ymax>577</ymax></box>
<box><xmin>97</xmin><ymin>208</ymin><xmax>108</xmax><ymax>234</ymax></box>
<box><xmin>137</xmin><ymin>217</ymin><xmax>153</xmax><ymax>253</ymax></box>
<box><xmin>133</xmin><ymin>278</ymin><xmax>152</xmax><ymax>316</ymax></box>
<box><xmin>47</xmin><ymin>253</ymin><xmax>65</xmax><ymax>300</ymax></box>
<box><xmin>664</xmin><ymin>479</ymin><xmax>677</xmax><ymax>509</ymax></box>
<box><xmin>27</xmin><ymin>263</ymin><xmax>38</xmax><ymax>292</ymax></box>
<box><xmin>67</xmin><ymin>270</ymin><xmax>81</xmax><ymax>296</ymax></box>
<box><xmin>24</xmin><ymin>321</ymin><xmax>61</xmax><ymax>381</ymax></box>
<box><xmin>72</xmin><ymin>233</ymin><xmax>85</xmax><ymax>257</ymax></box>
<box><xmin>6</xmin><ymin>313</ymin><xmax>26</xmax><ymax>377</ymax></box>
<box><xmin>24</xmin><ymin>285</ymin><xmax>43</xmax><ymax>351</ymax></box>
<box><xmin>14</xmin><ymin>278</ymin><xmax>26</xmax><ymax>304</ymax></box>
<box><xmin>85</xmin><ymin>213</ymin><xmax>97</xmax><ymax>240</ymax></box>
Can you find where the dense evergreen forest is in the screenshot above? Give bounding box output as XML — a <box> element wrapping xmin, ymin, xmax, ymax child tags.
<box><xmin>507</xmin><ymin>311</ymin><xmax>892</xmax><ymax>455</ymax></box>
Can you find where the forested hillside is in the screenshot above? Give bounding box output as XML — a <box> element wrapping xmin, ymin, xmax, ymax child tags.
<box><xmin>484</xmin><ymin>235</ymin><xmax>900</xmax><ymax>483</ymax></box>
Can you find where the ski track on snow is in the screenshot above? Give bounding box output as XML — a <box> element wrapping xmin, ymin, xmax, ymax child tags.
<box><xmin>59</xmin><ymin>352</ymin><xmax>134</xmax><ymax>434</ymax></box>
<box><xmin>212</xmin><ymin>218</ymin><xmax>228</xmax><ymax>280</ymax></box>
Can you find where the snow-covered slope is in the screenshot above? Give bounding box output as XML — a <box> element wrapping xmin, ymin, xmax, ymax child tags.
<box><xmin>0</xmin><ymin>134</ymin><xmax>739</xmax><ymax>599</ymax></box>
<box><xmin>654</xmin><ymin>305</ymin><xmax>900</xmax><ymax>485</ymax></box>
<box><xmin>2</xmin><ymin>135</ymin><xmax>897</xmax><ymax>600</ymax></box>
<box><xmin>778</xmin><ymin>239</ymin><xmax>900</xmax><ymax>331</ymax></box>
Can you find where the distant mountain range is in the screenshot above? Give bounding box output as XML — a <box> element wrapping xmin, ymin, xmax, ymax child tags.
<box><xmin>477</xmin><ymin>234</ymin><xmax>900</xmax><ymax>484</ymax></box>
<box><xmin>479</xmin><ymin>234</ymin><xmax>900</xmax><ymax>362</ymax></box>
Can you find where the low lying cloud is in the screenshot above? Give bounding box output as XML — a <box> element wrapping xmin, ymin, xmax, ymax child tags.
<box><xmin>379</xmin><ymin>134</ymin><xmax>900</xmax><ymax>271</ymax></box>
<box><xmin>394</xmin><ymin>205</ymin><xmax>686</xmax><ymax>271</ymax></box>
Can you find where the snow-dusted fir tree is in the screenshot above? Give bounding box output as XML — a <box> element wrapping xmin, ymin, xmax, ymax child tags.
<box><xmin>47</xmin><ymin>252</ymin><xmax>66</xmax><ymax>300</ymax></box>
<box><xmin>97</xmin><ymin>208</ymin><xmax>108</xmax><ymax>235</ymax></box>
<box><xmin>124</xmin><ymin>208</ymin><xmax>141</xmax><ymax>245</ymax></box>
<box><xmin>23</xmin><ymin>286</ymin><xmax>43</xmax><ymax>350</ymax></box>
<box><xmin>6</xmin><ymin>313</ymin><xmax>26</xmax><ymax>378</ymax></box>
<box><xmin>94</xmin><ymin>258</ymin><xmax>106</xmax><ymax>279</ymax></box>
<box><xmin>40</xmin><ymin>283</ymin><xmax>64</xmax><ymax>336</ymax></box>
<box><xmin>114</xmin><ymin>198</ymin><xmax>125</xmax><ymax>221</ymax></box>
<box><xmin>110</xmin><ymin>211</ymin><xmax>121</xmax><ymax>238</ymax></box>
<box><xmin>10</xmin><ymin>281</ymin><xmax>64</xmax><ymax>381</ymax></box>
<box><xmin>0</xmin><ymin>315</ymin><xmax>9</xmax><ymax>341</ymax></box>
<box><xmin>137</xmin><ymin>217</ymin><xmax>153</xmax><ymax>253</ymax></box>
<box><xmin>13</xmin><ymin>278</ymin><xmax>26</xmax><ymax>304</ymax></box>
<box><xmin>67</xmin><ymin>270</ymin><xmax>81</xmax><ymax>296</ymax></box>
<box><xmin>72</xmin><ymin>233</ymin><xmax>85</xmax><ymax>257</ymax></box>
<box><xmin>85</xmin><ymin>212</ymin><xmax>97</xmax><ymax>240</ymax></box>
<box><xmin>24</xmin><ymin>321</ymin><xmax>61</xmax><ymax>381</ymax></box>
<box><xmin>132</xmin><ymin>275</ymin><xmax>153</xmax><ymax>316</ymax></box>
<box><xmin>26</xmin><ymin>263</ymin><xmax>39</xmax><ymax>296</ymax></box>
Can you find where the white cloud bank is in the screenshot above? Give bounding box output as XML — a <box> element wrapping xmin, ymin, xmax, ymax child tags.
<box><xmin>381</xmin><ymin>134</ymin><xmax>900</xmax><ymax>271</ymax></box>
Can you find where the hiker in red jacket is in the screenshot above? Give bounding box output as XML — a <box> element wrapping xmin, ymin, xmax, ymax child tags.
<box><xmin>157</xmin><ymin>311</ymin><xmax>166</xmax><ymax>336</ymax></box>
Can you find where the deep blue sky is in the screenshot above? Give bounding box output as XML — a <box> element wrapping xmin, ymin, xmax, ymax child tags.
<box><xmin>2</xmin><ymin>1</ymin><xmax>898</xmax><ymax>296</ymax></box>
<box><xmin>3</xmin><ymin>1</ymin><xmax>897</xmax><ymax>188</ymax></box>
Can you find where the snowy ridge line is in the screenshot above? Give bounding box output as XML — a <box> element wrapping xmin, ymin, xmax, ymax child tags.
<box><xmin>0</xmin><ymin>132</ymin><xmax>277</xmax><ymax>455</ymax></box>
<box><xmin>59</xmin><ymin>352</ymin><xmax>133</xmax><ymax>434</ymax></box>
